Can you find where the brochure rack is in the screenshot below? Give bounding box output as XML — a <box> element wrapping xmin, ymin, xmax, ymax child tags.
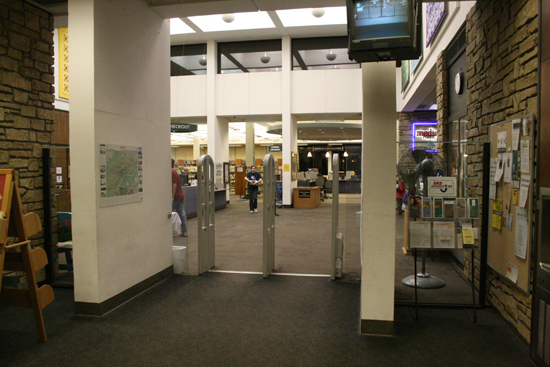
<box><xmin>0</xmin><ymin>169</ymin><xmax>54</xmax><ymax>341</ymax></box>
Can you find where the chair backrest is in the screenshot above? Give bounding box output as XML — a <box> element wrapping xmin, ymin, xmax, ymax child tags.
<box><xmin>324</xmin><ymin>180</ymin><xmax>332</xmax><ymax>190</ymax></box>
<box><xmin>57</xmin><ymin>212</ymin><xmax>72</xmax><ymax>242</ymax></box>
<box><xmin>315</xmin><ymin>177</ymin><xmax>325</xmax><ymax>187</ymax></box>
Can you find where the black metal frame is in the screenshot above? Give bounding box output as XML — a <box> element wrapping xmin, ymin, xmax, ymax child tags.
<box><xmin>396</xmin><ymin>142</ymin><xmax>490</xmax><ymax>320</ymax></box>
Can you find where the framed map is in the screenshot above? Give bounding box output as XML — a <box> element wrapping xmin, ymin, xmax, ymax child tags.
<box><xmin>99</xmin><ymin>144</ymin><xmax>143</xmax><ymax>207</ymax></box>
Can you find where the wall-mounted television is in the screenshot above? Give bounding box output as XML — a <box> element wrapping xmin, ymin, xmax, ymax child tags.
<box><xmin>347</xmin><ymin>0</ymin><xmax>422</xmax><ymax>63</ymax></box>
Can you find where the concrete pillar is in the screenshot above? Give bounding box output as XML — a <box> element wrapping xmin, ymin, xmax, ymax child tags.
<box><xmin>193</xmin><ymin>138</ymin><xmax>201</xmax><ymax>160</ymax></box>
<box><xmin>69</xmin><ymin>0</ymin><xmax>171</xmax><ymax>314</ymax></box>
<box><xmin>360</xmin><ymin>62</ymin><xmax>397</xmax><ymax>336</ymax></box>
<box><xmin>246</xmin><ymin>122</ymin><xmax>255</xmax><ymax>167</ymax></box>
<box><xmin>281</xmin><ymin>36</ymin><xmax>297</xmax><ymax>206</ymax></box>
<box><xmin>206</xmin><ymin>39</ymin><xmax>229</xmax><ymax>182</ymax></box>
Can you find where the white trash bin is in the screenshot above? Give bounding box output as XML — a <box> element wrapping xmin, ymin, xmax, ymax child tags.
<box><xmin>173</xmin><ymin>246</ymin><xmax>187</xmax><ymax>274</ymax></box>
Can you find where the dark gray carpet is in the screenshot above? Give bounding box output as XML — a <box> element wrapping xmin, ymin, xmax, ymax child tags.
<box><xmin>0</xmin><ymin>272</ymin><xmax>531</xmax><ymax>367</ymax></box>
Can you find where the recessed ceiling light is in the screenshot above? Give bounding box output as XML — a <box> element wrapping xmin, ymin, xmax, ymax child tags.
<box><xmin>170</xmin><ymin>18</ymin><xmax>195</xmax><ymax>35</ymax></box>
<box><xmin>276</xmin><ymin>7</ymin><xmax>346</xmax><ymax>27</ymax></box>
<box><xmin>189</xmin><ymin>11</ymin><xmax>275</xmax><ymax>32</ymax></box>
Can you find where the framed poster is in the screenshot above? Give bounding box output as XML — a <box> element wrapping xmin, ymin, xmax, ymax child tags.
<box><xmin>223</xmin><ymin>162</ymin><xmax>230</xmax><ymax>184</ymax></box>
<box><xmin>291</xmin><ymin>152</ymin><xmax>298</xmax><ymax>181</ymax></box>
<box><xmin>426</xmin><ymin>2</ymin><xmax>446</xmax><ymax>46</ymax></box>
<box><xmin>401</xmin><ymin>60</ymin><xmax>410</xmax><ymax>92</ymax></box>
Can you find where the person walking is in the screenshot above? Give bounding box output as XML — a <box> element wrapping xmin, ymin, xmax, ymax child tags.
<box><xmin>172</xmin><ymin>159</ymin><xmax>187</xmax><ymax>236</ymax></box>
<box><xmin>245</xmin><ymin>165</ymin><xmax>263</xmax><ymax>213</ymax></box>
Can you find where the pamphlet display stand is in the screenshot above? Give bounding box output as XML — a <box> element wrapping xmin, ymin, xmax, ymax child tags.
<box><xmin>0</xmin><ymin>169</ymin><xmax>54</xmax><ymax>341</ymax></box>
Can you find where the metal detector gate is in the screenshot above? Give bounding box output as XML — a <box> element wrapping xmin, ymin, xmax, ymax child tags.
<box><xmin>197</xmin><ymin>155</ymin><xmax>215</xmax><ymax>274</ymax></box>
<box><xmin>331</xmin><ymin>153</ymin><xmax>344</xmax><ymax>280</ymax></box>
<box><xmin>262</xmin><ymin>154</ymin><xmax>276</xmax><ymax>277</ymax></box>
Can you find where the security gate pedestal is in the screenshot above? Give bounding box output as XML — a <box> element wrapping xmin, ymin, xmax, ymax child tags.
<box><xmin>331</xmin><ymin>153</ymin><xmax>344</xmax><ymax>280</ymax></box>
<box><xmin>263</xmin><ymin>154</ymin><xmax>276</xmax><ymax>277</ymax></box>
<box><xmin>198</xmin><ymin>155</ymin><xmax>215</xmax><ymax>275</ymax></box>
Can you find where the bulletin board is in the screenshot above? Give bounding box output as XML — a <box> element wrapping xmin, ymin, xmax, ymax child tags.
<box><xmin>487</xmin><ymin>115</ymin><xmax>535</xmax><ymax>294</ymax></box>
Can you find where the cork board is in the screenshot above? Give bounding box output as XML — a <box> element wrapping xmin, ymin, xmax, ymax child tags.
<box><xmin>487</xmin><ymin>115</ymin><xmax>535</xmax><ymax>294</ymax></box>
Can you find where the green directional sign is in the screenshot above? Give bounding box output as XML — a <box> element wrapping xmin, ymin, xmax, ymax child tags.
<box><xmin>268</xmin><ymin>145</ymin><xmax>282</xmax><ymax>152</ymax></box>
<box><xmin>171</xmin><ymin>123</ymin><xmax>198</xmax><ymax>133</ymax></box>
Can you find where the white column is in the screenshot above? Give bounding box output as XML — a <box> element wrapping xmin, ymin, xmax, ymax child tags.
<box><xmin>206</xmin><ymin>39</ymin><xmax>229</xmax><ymax>182</ymax></box>
<box><xmin>69</xmin><ymin>0</ymin><xmax>171</xmax><ymax>309</ymax></box>
<box><xmin>360</xmin><ymin>62</ymin><xmax>397</xmax><ymax>336</ymax></box>
<box><xmin>246</xmin><ymin>122</ymin><xmax>255</xmax><ymax>167</ymax></box>
<box><xmin>281</xmin><ymin>36</ymin><xmax>297</xmax><ymax>206</ymax></box>
<box><xmin>193</xmin><ymin>138</ymin><xmax>200</xmax><ymax>160</ymax></box>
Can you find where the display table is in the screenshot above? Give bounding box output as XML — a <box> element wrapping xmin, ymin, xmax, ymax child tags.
<box><xmin>293</xmin><ymin>187</ymin><xmax>321</xmax><ymax>209</ymax></box>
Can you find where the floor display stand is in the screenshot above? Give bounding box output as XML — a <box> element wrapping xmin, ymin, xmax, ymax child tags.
<box><xmin>0</xmin><ymin>169</ymin><xmax>54</xmax><ymax>341</ymax></box>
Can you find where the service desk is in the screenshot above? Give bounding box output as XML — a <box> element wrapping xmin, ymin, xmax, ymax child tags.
<box><xmin>338</xmin><ymin>179</ymin><xmax>361</xmax><ymax>194</ymax></box>
<box><xmin>182</xmin><ymin>186</ymin><xmax>227</xmax><ymax>219</ymax></box>
<box><xmin>293</xmin><ymin>187</ymin><xmax>321</xmax><ymax>209</ymax></box>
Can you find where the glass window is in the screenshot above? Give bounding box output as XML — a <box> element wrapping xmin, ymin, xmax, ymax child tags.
<box><xmin>170</xmin><ymin>44</ymin><xmax>207</xmax><ymax>76</ymax></box>
<box><xmin>292</xmin><ymin>37</ymin><xmax>361</xmax><ymax>71</ymax></box>
<box><xmin>218</xmin><ymin>40</ymin><xmax>282</xmax><ymax>74</ymax></box>
<box><xmin>448</xmin><ymin>116</ymin><xmax>467</xmax><ymax>197</ymax></box>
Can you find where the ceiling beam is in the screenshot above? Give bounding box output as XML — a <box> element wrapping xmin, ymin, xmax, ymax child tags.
<box><xmin>222</xmin><ymin>52</ymin><xmax>249</xmax><ymax>72</ymax></box>
<box><xmin>170</xmin><ymin>61</ymin><xmax>196</xmax><ymax>76</ymax></box>
<box><xmin>293</xmin><ymin>49</ymin><xmax>307</xmax><ymax>71</ymax></box>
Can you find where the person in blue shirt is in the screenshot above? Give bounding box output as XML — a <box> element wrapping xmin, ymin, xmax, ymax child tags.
<box><xmin>245</xmin><ymin>165</ymin><xmax>263</xmax><ymax>213</ymax></box>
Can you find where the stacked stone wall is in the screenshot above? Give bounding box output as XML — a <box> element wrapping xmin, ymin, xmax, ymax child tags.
<box><xmin>464</xmin><ymin>0</ymin><xmax>538</xmax><ymax>342</ymax></box>
<box><xmin>0</xmin><ymin>0</ymin><xmax>55</xmax><ymax>281</ymax></box>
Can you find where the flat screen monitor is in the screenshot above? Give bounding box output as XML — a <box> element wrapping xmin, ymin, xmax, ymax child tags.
<box><xmin>347</xmin><ymin>0</ymin><xmax>421</xmax><ymax>62</ymax></box>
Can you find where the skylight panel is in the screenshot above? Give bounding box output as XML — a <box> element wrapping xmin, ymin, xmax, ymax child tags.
<box><xmin>188</xmin><ymin>11</ymin><xmax>275</xmax><ymax>32</ymax></box>
<box><xmin>276</xmin><ymin>7</ymin><xmax>346</xmax><ymax>27</ymax></box>
<box><xmin>170</xmin><ymin>18</ymin><xmax>195</xmax><ymax>35</ymax></box>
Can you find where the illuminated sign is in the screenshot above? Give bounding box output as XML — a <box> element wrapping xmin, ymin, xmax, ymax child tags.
<box><xmin>412</xmin><ymin>122</ymin><xmax>438</xmax><ymax>152</ymax></box>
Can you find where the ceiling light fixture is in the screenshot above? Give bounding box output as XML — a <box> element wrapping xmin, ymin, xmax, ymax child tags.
<box><xmin>198</xmin><ymin>55</ymin><xmax>207</xmax><ymax>66</ymax></box>
<box><xmin>326</xmin><ymin>49</ymin><xmax>336</xmax><ymax>61</ymax></box>
<box><xmin>343</xmin><ymin>151</ymin><xmax>349</xmax><ymax>157</ymax></box>
<box><xmin>307</xmin><ymin>151</ymin><xmax>313</xmax><ymax>157</ymax></box>
<box><xmin>260</xmin><ymin>52</ymin><xmax>271</xmax><ymax>64</ymax></box>
<box><xmin>221</xmin><ymin>13</ymin><xmax>235</xmax><ymax>23</ymax></box>
<box><xmin>311</xmin><ymin>8</ymin><xmax>326</xmax><ymax>18</ymax></box>
<box><xmin>325</xmin><ymin>151</ymin><xmax>330</xmax><ymax>158</ymax></box>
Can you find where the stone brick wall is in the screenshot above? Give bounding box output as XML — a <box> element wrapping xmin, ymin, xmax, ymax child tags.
<box><xmin>464</xmin><ymin>0</ymin><xmax>538</xmax><ymax>342</ymax></box>
<box><xmin>0</xmin><ymin>1</ymin><xmax>56</xmax><ymax>281</ymax></box>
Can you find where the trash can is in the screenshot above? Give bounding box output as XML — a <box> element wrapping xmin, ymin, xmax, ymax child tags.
<box><xmin>173</xmin><ymin>246</ymin><xmax>188</xmax><ymax>274</ymax></box>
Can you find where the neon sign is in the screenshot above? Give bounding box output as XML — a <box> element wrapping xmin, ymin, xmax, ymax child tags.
<box><xmin>412</xmin><ymin>122</ymin><xmax>438</xmax><ymax>152</ymax></box>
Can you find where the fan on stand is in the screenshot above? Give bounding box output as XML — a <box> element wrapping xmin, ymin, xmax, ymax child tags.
<box><xmin>397</xmin><ymin>148</ymin><xmax>447</xmax><ymax>289</ymax></box>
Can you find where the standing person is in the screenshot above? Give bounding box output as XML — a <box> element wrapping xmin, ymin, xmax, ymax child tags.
<box><xmin>172</xmin><ymin>159</ymin><xmax>187</xmax><ymax>236</ymax></box>
<box><xmin>245</xmin><ymin>165</ymin><xmax>263</xmax><ymax>213</ymax></box>
<box><xmin>396</xmin><ymin>177</ymin><xmax>405</xmax><ymax>215</ymax></box>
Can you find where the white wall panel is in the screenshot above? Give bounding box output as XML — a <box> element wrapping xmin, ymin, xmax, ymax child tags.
<box><xmin>291</xmin><ymin>70</ymin><xmax>326</xmax><ymax>113</ymax></box>
<box><xmin>326</xmin><ymin>69</ymin><xmax>362</xmax><ymax>113</ymax></box>
<box><xmin>249</xmin><ymin>72</ymin><xmax>282</xmax><ymax>115</ymax></box>
<box><xmin>171</xmin><ymin>75</ymin><xmax>207</xmax><ymax>117</ymax></box>
<box><xmin>216</xmin><ymin>73</ymin><xmax>249</xmax><ymax>116</ymax></box>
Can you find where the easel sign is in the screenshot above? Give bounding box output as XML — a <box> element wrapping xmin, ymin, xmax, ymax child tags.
<box><xmin>0</xmin><ymin>170</ymin><xmax>13</xmax><ymax>219</ymax></box>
